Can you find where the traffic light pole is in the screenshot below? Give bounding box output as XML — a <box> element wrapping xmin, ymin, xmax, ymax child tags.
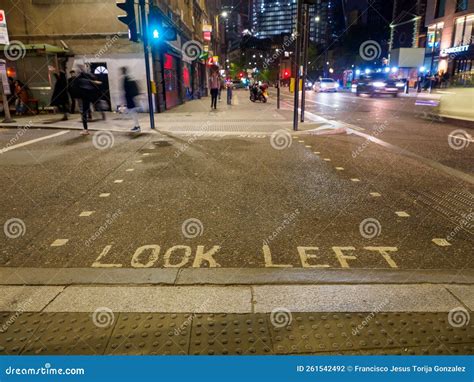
<box><xmin>139</xmin><ymin>0</ymin><xmax>155</xmax><ymax>129</ymax></box>
<box><xmin>277</xmin><ymin>55</ymin><xmax>281</xmax><ymax>110</ymax></box>
<box><xmin>292</xmin><ymin>0</ymin><xmax>303</xmax><ymax>131</ymax></box>
<box><xmin>300</xmin><ymin>5</ymin><xmax>309</xmax><ymax>123</ymax></box>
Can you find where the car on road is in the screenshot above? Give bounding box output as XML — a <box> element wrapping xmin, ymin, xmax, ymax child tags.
<box><xmin>313</xmin><ymin>78</ymin><xmax>339</xmax><ymax>92</ymax></box>
<box><xmin>355</xmin><ymin>74</ymin><xmax>398</xmax><ymax>97</ymax></box>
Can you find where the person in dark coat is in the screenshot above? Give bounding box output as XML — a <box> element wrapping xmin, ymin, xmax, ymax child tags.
<box><xmin>51</xmin><ymin>71</ymin><xmax>69</xmax><ymax>121</ymax></box>
<box><xmin>68</xmin><ymin>70</ymin><xmax>78</xmax><ymax>114</ymax></box>
<box><xmin>71</xmin><ymin>65</ymin><xmax>101</xmax><ymax>135</ymax></box>
<box><xmin>121</xmin><ymin>66</ymin><xmax>140</xmax><ymax>132</ymax></box>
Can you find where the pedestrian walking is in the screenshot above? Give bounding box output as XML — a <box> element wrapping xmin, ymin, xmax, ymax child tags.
<box><xmin>226</xmin><ymin>78</ymin><xmax>233</xmax><ymax>105</ymax></box>
<box><xmin>209</xmin><ymin>69</ymin><xmax>219</xmax><ymax>110</ymax></box>
<box><xmin>121</xmin><ymin>66</ymin><xmax>141</xmax><ymax>133</ymax></box>
<box><xmin>68</xmin><ymin>70</ymin><xmax>78</xmax><ymax>114</ymax></box>
<box><xmin>71</xmin><ymin>65</ymin><xmax>101</xmax><ymax>135</ymax></box>
<box><xmin>50</xmin><ymin>71</ymin><xmax>69</xmax><ymax>121</ymax></box>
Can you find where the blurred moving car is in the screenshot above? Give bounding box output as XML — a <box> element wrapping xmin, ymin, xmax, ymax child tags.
<box><xmin>313</xmin><ymin>78</ymin><xmax>339</xmax><ymax>92</ymax></box>
<box><xmin>356</xmin><ymin>74</ymin><xmax>398</xmax><ymax>97</ymax></box>
<box><xmin>232</xmin><ymin>80</ymin><xmax>246</xmax><ymax>89</ymax></box>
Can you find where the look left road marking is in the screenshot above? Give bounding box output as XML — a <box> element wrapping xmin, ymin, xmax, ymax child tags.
<box><xmin>79</xmin><ymin>211</ymin><xmax>95</xmax><ymax>217</ymax></box>
<box><xmin>0</xmin><ymin>131</ymin><xmax>69</xmax><ymax>154</ymax></box>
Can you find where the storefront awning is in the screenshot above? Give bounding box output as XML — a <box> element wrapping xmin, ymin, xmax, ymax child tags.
<box><xmin>0</xmin><ymin>43</ymin><xmax>68</xmax><ymax>54</ymax></box>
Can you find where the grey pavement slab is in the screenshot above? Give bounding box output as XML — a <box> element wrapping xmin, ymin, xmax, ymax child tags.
<box><xmin>43</xmin><ymin>286</ymin><xmax>252</xmax><ymax>313</ymax></box>
<box><xmin>0</xmin><ymin>286</ymin><xmax>64</xmax><ymax>311</ymax></box>
<box><xmin>252</xmin><ymin>285</ymin><xmax>465</xmax><ymax>313</ymax></box>
<box><xmin>447</xmin><ymin>285</ymin><xmax>474</xmax><ymax>310</ymax></box>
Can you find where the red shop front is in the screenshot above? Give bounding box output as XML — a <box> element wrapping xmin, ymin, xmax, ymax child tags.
<box><xmin>163</xmin><ymin>53</ymin><xmax>181</xmax><ymax>109</ymax></box>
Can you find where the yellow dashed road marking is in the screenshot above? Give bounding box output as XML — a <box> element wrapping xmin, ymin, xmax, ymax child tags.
<box><xmin>51</xmin><ymin>239</ymin><xmax>69</xmax><ymax>247</ymax></box>
<box><xmin>432</xmin><ymin>238</ymin><xmax>451</xmax><ymax>247</ymax></box>
<box><xmin>79</xmin><ymin>211</ymin><xmax>95</xmax><ymax>217</ymax></box>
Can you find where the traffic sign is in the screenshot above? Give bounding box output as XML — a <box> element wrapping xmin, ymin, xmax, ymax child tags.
<box><xmin>0</xmin><ymin>10</ymin><xmax>9</xmax><ymax>45</ymax></box>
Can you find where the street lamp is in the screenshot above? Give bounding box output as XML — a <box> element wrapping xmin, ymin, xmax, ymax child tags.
<box><xmin>315</xmin><ymin>16</ymin><xmax>320</xmax><ymax>22</ymax></box>
<box><xmin>221</xmin><ymin>11</ymin><xmax>228</xmax><ymax>18</ymax></box>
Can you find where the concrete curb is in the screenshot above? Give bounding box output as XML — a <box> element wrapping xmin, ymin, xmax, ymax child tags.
<box><xmin>1</xmin><ymin>267</ymin><xmax>473</xmax><ymax>286</ymax></box>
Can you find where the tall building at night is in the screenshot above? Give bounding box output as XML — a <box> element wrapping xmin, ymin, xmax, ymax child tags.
<box><xmin>251</xmin><ymin>0</ymin><xmax>336</xmax><ymax>45</ymax></box>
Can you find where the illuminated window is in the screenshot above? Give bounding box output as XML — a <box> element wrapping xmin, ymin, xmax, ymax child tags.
<box><xmin>93</xmin><ymin>66</ymin><xmax>108</xmax><ymax>75</ymax></box>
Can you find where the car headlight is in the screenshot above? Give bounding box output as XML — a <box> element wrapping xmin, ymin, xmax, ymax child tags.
<box><xmin>396</xmin><ymin>82</ymin><xmax>405</xmax><ymax>88</ymax></box>
<box><xmin>307</xmin><ymin>82</ymin><xmax>312</xmax><ymax>87</ymax></box>
<box><xmin>371</xmin><ymin>81</ymin><xmax>386</xmax><ymax>88</ymax></box>
<box><xmin>335</xmin><ymin>83</ymin><xmax>339</xmax><ymax>88</ymax></box>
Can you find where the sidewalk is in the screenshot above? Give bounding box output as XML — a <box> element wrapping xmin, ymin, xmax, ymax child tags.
<box><xmin>0</xmin><ymin>90</ymin><xmax>305</xmax><ymax>135</ymax></box>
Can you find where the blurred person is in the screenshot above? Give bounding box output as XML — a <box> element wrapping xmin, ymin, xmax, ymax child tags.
<box><xmin>13</xmin><ymin>80</ymin><xmax>29</xmax><ymax>116</ymax></box>
<box><xmin>209</xmin><ymin>69</ymin><xmax>219</xmax><ymax>110</ymax></box>
<box><xmin>120</xmin><ymin>66</ymin><xmax>141</xmax><ymax>133</ymax></box>
<box><xmin>225</xmin><ymin>78</ymin><xmax>233</xmax><ymax>105</ymax></box>
<box><xmin>68</xmin><ymin>70</ymin><xmax>78</xmax><ymax>113</ymax></box>
<box><xmin>50</xmin><ymin>71</ymin><xmax>69</xmax><ymax>121</ymax></box>
<box><xmin>71</xmin><ymin>65</ymin><xmax>101</xmax><ymax>135</ymax></box>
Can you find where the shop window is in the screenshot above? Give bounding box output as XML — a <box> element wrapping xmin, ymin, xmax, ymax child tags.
<box><xmin>435</xmin><ymin>0</ymin><xmax>446</xmax><ymax>18</ymax></box>
<box><xmin>453</xmin><ymin>15</ymin><xmax>474</xmax><ymax>46</ymax></box>
<box><xmin>455</xmin><ymin>0</ymin><xmax>469</xmax><ymax>12</ymax></box>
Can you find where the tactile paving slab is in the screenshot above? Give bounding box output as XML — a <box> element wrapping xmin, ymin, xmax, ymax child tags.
<box><xmin>190</xmin><ymin>313</ymin><xmax>273</xmax><ymax>355</ymax></box>
<box><xmin>1</xmin><ymin>312</ymin><xmax>472</xmax><ymax>355</ymax></box>
<box><xmin>21</xmin><ymin>313</ymin><xmax>114</xmax><ymax>355</ymax></box>
<box><xmin>268</xmin><ymin>313</ymin><xmax>474</xmax><ymax>355</ymax></box>
<box><xmin>0</xmin><ymin>313</ymin><xmax>42</xmax><ymax>355</ymax></box>
<box><xmin>106</xmin><ymin>313</ymin><xmax>190</xmax><ymax>355</ymax></box>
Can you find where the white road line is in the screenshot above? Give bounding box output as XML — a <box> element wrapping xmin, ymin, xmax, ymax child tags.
<box><xmin>0</xmin><ymin>130</ymin><xmax>69</xmax><ymax>154</ymax></box>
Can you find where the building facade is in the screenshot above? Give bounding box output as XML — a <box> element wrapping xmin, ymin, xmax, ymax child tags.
<box><xmin>1</xmin><ymin>0</ymin><xmax>221</xmax><ymax>112</ymax></box>
<box><xmin>251</xmin><ymin>0</ymin><xmax>335</xmax><ymax>44</ymax></box>
<box><xmin>424</xmin><ymin>0</ymin><xmax>474</xmax><ymax>84</ymax></box>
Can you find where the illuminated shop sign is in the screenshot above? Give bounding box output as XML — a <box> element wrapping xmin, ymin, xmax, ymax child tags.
<box><xmin>441</xmin><ymin>45</ymin><xmax>470</xmax><ymax>55</ymax></box>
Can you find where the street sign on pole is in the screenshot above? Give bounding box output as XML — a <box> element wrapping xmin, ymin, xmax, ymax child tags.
<box><xmin>0</xmin><ymin>10</ymin><xmax>9</xmax><ymax>45</ymax></box>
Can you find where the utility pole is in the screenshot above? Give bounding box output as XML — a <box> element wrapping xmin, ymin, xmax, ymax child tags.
<box><xmin>292</xmin><ymin>0</ymin><xmax>303</xmax><ymax>131</ymax></box>
<box><xmin>139</xmin><ymin>0</ymin><xmax>155</xmax><ymax>129</ymax></box>
<box><xmin>300</xmin><ymin>5</ymin><xmax>309</xmax><ymax>123</ymax></box>
<box><xmin>277</xmin><ymin>53</ymin><xmax>281</xmax><ymax>109</ymax></box>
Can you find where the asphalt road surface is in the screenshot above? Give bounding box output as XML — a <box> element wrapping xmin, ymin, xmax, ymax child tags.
<box><xmin>1</xmin><ymin>98</ymin><xmax>472</xmax><ymax>272</ymax></box>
